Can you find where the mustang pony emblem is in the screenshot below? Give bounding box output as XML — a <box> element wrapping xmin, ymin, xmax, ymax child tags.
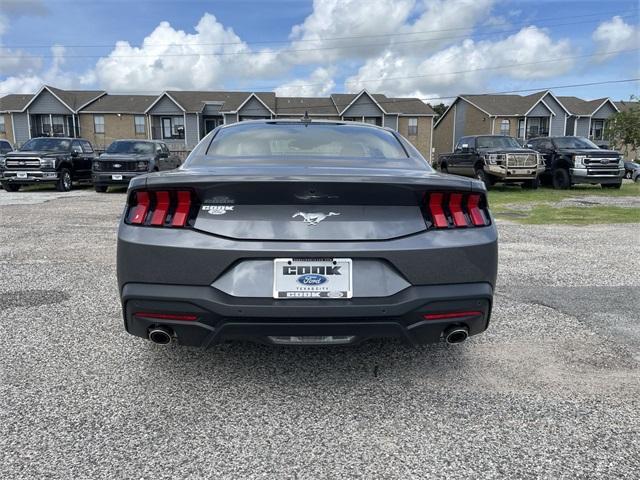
<box><xmin>292</xmin><ymin>211</ymin><xmax>340</xmax><ymax>225</ymax></box>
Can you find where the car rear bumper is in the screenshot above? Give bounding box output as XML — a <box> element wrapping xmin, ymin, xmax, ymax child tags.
<box><xmin>122</xmin><ymin>281</ymin><xmax>493</xmax><ymax>346</ymax></box>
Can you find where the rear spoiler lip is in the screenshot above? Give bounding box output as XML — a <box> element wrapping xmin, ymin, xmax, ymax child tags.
<box><xmin>136</xmin><ymin>170</ymin><xmax>483</xmax><ymax>193</ymax></box>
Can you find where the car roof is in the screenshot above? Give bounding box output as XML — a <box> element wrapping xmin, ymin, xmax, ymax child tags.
<box><xmin>217</xmin><ymin>118</ymin><xmax>397</xmax><ymax>133</ymax></box>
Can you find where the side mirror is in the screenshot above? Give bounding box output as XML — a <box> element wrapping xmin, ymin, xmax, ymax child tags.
<box><xmin>160</xmin><ymin>152</ymin><xmax>169</xmax><ymax>158</ymax></box>
<box><xmin>70</xmin><ymin>150</ymin><xmax>79</xmax><ymax>157</ymax></box>
<box><xmin>460</xmin><ymin>144</ymin><xmax>471</xmax><ymax>153</ymax></box>
<box><xmin>526</xmin><ymin>144</ymin><xmax>533</xmax><ymax>149</ymax></box>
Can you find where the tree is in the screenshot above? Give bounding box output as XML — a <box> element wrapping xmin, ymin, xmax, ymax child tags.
<box><xmin>428</xmin><ymin>103</ymin><xmax>448</xmax><ymax>120</ymax></box>
<box><xmin>605</xmin><ymin>95</ymin><xmax>640</xmax><ymax>158</ymax></box>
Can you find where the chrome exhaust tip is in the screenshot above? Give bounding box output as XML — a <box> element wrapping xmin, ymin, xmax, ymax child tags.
<box><xmin>444</xmin><ymin>326</ymin><xmax>469</xmax><ymax>344</ymax></box>
<box><xmin>148</xmin><ymin>327</ymin><xmax>173</xmax><ymax>345</ymax></box>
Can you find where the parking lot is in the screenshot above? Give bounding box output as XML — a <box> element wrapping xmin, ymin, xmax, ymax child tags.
<box><xmin>1</xmin><ymin>188</ymin><xmax>639</xmax><ymax>479</ymax></box>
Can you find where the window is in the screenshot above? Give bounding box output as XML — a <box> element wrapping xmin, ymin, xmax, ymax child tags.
<box><xmin>21</xmin><ymin>138</ymin><xmax>70</xmax><ymax>152</ymax></box>
<box><xmin>52</xmin><ymin>116</ymin><xmax>65</xmax><ymax>135</ymax></box>
<box><xmin>80</xmin><ymin>140</ymin><xmax>94</xmax><ymax>153</ymax></box>
<box><xmin>94</xmin><ymin>115</ymin><xmax>105</xmax><ymax>134</ymax></box>
<box><xmin>0</xmin><ymin>140</ymin><xmax>11</xmax><ymax>153</ymax></box>
<box><xmin>199</xmin><ymin>123</ymin><xmax>413</xmax><ymax>166</ymax></box>
<box><xmin>517</xmin><ymin>119</ymin><xmax>525</xmax><ymax>139</ymax></box>
<box><xmin>161</xmin><ymin>117</ymin><xmax>184</xmax><ymax>139</ymax></box>
<box><xmin>590</xmin><ymin>119</ymin><xmax>605</xmax><ymax>141</ymax></box>
<box><xmin>455</xmin><ymin>137</ymin><xmax>473</xmax><ymax>151</ymax></box>
<box><xmin>526</xmin><ymin>117</ymin><xmax>549</xmax><ymax>139</ymax></box>
<box><xmin>41</xmin><ymin>116</ymin><xmax>51</xmax><ymax>135</ymax></box>
<box><xmin>500</xmin><ymin>119</ymin><xmax>510</xmax><ymax>135</ymax></box>
<box><xmin>407</xmin><ymin>118</ymin><xmax>418</xmax><ymax>136</ymax></box>
<box><xmin>0</xmin><ymin>116</ymin><xmax>5</xmax><ymax>133</ymax></box>
<box><xmin>107</xmin><ymin>141</ymin><xmax>154</xmax><ymax>154</ymax></box>
<box><xmin>71</xmin><ymin>141</ymin><xmax>83</xmax><ymax>154</ymax></box>
<box><xmin>364</xmin><ymin>117</ymin><xmax>382</xmax><ymax>126</ymax></box>
<box><xmin>476</xmin><ymin>136</ymin><xmax>522</xmax><ymax>149</ymax></box>
<box><xmin>134</xmin><ymin>115</ymin><xmax>146</xmax><ymax>135</ymax></box>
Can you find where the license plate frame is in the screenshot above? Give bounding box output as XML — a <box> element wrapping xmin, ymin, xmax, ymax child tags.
<box><xmin>111</xmin><ymin>174</ymin><xmax>123</xmax><ymax>181</ymax></box>
<box><xmin>273</xmin><ymin>258</ymin><xmax>353</xmax><ymax>299</ymax></box>
<box><xmin>17</xmin><ymin>172</ymin><xmax>28</xmax><ymax>179</ymax></box>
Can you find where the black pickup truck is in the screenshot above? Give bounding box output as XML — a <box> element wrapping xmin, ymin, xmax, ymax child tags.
<box><xmin>0</xmin><ymin>137</ymin><xmax>95</xmax><ymax>192</ymax></box>
<box><xmin>92</xmin><ymin>139</ymin><xmax>181</xmax><ymax>192</ymax></box>
<box><xmin>437</xmin><ymin>135</ymin><xmax>544</xmax><ymax>189</ymax></box>
<box><xmin>526</xmin><ymin>136</ymin><xmax>625</xmax><ymax>189</ymax></box>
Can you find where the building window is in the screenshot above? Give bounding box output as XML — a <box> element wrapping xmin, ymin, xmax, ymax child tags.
<box><xmin>526</xmin><ymin>117</ymin><xmax>549</xmax><ymax>139</ymax></box>
<box><xmin>161</xmin><ymin>117</ymin><xmax>185</xmax><ymax>139</ymax></box>
<box><xmin>364</xmin><ymin>117</ymin><xmax>382</xmax><ymax>126</ymax></box>
<box><xmin>407</xmin><ymin>118</ymin><xmax>418</xmax><ymax>136</ymax></box>
<box><xmin>52</xmin><ymin>116</ymin><xmax>65</xmax><ymax>135</ymax></box>
<box><xmin>94</xmin><ymin>115</ymin><xmax>105</xmax><ymax>134</ymax></box>
<box><xmin>518</xmin><ymin>119</ymin><xmax>525</xmax><ymax>139</ymax></box>
<box><xmin>134</xmin><ymin>115</ymin><xmax>146</xmax><ymax>134</ymax></box>
<box><xmin>590</xmin><ymin>119</ymin><xmax>605</xmax><ymax>141</ymax></box>
<box><xmin>0</xmin><ymin>115</ymin><xmax>5</xmax><ymax>133</ymax></box>
<box><xmin>500</xmin><ymin>119</ymin><xmax>510</xmax><ymax>135</ymax></box>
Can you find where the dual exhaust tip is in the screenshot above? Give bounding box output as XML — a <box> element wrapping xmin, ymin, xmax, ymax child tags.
<box><xmin>148</xmin><ymin>327</ymin><xmax>173</xmax><ymax>345</ymax></box>
<box><xmin>148</xmin><ymin>325</ymin><xmax>469</xmax><ymax>346</ymax></box>
<box><xmin>444</xmin><ymin>326</ymin><xmax>469</xmax><ymax>344</ymax></box>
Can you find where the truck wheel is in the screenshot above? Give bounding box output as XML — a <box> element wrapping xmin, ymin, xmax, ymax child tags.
<box><xmin>522</xmin><ymin>177</ymin><xmax>539</xmax><ymax>189</ymax></box>
<box><xmin>2</xmin><ymin>183</ymin><xmax>20</xmax><ymax>192</ymax></box>
<box><xmin>94</xmin><ymin>185</ymin><xmax>108</xmax><ymax>193</ymax></box>
<box><xmin>441</xmin><ymin>165</ymin><xmax>449</xmax><ymax>174</ymax></box>
<box><xmin>602</xmin><ymin>182</ymin><xmax>622</xmax><ymax>189</ymax></box>
<box><xmin>56</xmin><ymin>169</ymin><xmax>72</xmax><ymax>192</ymax></box>
<box><xmin>475</xmin><ymin>169</ymin><xmax>492</xmax><ymax>189</ymax></box>
<box><xmin>552</xmin><ymin>168</ymin><xmax>571</xmax><ymax>189</ymax></box>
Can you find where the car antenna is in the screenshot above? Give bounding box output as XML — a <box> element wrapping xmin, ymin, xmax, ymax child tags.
<box><xmin>301</xmin><ymin>110</ymin><xmax>311</xmax><ymax>125</ymax></box>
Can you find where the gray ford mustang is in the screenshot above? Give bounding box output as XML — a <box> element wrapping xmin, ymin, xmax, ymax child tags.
<box><xmin>117</xmin><ymin>120</ymin><xmax>498</xmax><ymax>347</ymax></box>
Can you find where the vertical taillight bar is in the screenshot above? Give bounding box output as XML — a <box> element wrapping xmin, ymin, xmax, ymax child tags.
<box><xmin>448</xmin><ymin>193</ymin><xmax>468</xmax><ymax>227</ymax></box>
<box><xmin>150</xmin><ymin>191</ymin><xmax>170</xmax><ymax>226</ymax></box>
<box><xmin>130</xmin><ymin>191</ymin><xmax>150</xmax><ymax>224</ymax></box>
<box><xmin>171</xmin><ymin>191</ymin><xmax>192</xmax><ymax>227</ymax></box>
<box><xmin>467</xmin><ymin>194</ymin><xmax>486</xmax><ymax>226</ymax></box>
<box><xmin>428</xmin><ymin>193</ymin><xmax>449</xmax><ymax>228</ymax></box>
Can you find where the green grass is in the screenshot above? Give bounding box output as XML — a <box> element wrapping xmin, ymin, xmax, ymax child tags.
<box><xmin>488</xmin><ymin>182</ymin><xmax>640</xmax><ymax>225</ymax></box>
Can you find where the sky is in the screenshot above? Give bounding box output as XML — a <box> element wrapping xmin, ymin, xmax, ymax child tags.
<box><xmin>0</xmin><ymin>0</ymin><xmax>638</xmax><ymax>103</ymax></box>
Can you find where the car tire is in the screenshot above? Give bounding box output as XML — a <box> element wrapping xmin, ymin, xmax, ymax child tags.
<box><xmin>56</xmin><ymin>169</ymin><xmax>72</xmax><ymax>192</ymax></box>
<box><xmin>602</xmin><ymin>182</ymin><xmax>622</xmax><ymax>189</ymax></box>
<box><xmin>475</xmin><ymin>169</ymin><xmax>492</xmax><ymax>189</ymax></box>
<box><xmin>94</xmin><ymin>185</ymin><xmax>108</xmax><ymax>193</ymax></box>
<box><xmin>2</xmin><ymin>183</ymin><xmax>20</xmax><ymax>192</ymax></box>
<box><xmin>552</xmin><ymin>168</ymin><xmax>571</xmax><ymax>189</ymax></box>
<box><xmin>522</xmin><ymin>177</ymin><xmax>539</xmax><ymax>189</ymax></box>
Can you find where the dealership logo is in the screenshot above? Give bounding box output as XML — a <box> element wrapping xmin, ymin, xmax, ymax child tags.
<box><xmin>202</xmin><ymin>205</ymin><xmax>234</xmax><ymax>215</ymax></box>
<box><xmin>113</xmin><ymin>163</ymin><xmax>122</xmax><ymax>168</ymax></box>
<box><xmin>283</xmin><ymin>265</ymin><xmax>341</xmax><ymax>275</ymax></box>
<box><xmin>292</xmin><ymin>211</ymin><xmax>340</xmax><ymax>225</ymax></box>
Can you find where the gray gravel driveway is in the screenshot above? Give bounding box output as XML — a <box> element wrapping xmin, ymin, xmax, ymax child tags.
<box><xmin>1</xmin><ymin>189</ymin><xmax>638</xmax><ymax>479</ymax></box>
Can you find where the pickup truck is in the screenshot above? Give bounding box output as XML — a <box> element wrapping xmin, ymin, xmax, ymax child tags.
<box><xmin>92</xmin><ymin>139</ymin><xmax>181</xmax><ymax>192</ymax></box>
<box><xmin>0</xmin><ymin>137</ymin><xmax>95</xmax><ymax>192</ymax></box>
<box><xmin>526</xmin><ymin>136</ymin><xmax>624</xmax><ymax>189</ymax></box>
<box><xmin>437</xmin><ymin>135</ymin><xmax>544</xmax><ymax>189</ymax></box>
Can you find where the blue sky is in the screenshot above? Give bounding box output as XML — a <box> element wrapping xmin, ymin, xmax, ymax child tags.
<box><xmin>0</xmin><ymin>0</ymin><xmax>638</xmax><ymax>102</ymax></box>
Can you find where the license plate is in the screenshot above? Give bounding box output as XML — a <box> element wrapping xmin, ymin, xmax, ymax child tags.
<box><xmin>111</xmin><ymin>174</ymin><xmax>123</xmax><ymax>180</ymax></box>
<box><xmin>273</xmin><ymin>258</ymin><xmax>352</xmax><ymax>299</ymax></box>
<box><xmin>17</xmin><ymin>172</ymin><xmax>27</xmax><ymax>179</ymax></box>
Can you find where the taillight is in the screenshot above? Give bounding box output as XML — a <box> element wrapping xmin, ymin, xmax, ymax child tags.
<box><xmin>126</xmin><ymin>189</ymin><xmax>198</xmax><ymax>227</ymax></box>
<box><xmin>424</xmin><ymin>191</ymin><xmax>490</xmax><ymax>229</ymax></box>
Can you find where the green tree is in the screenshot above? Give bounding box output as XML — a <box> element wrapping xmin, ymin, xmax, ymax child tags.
<box><xmin>605</xmin><ymin>95</ymin><xmax>640</xmax><ymax>158</ymax></box>
<box><xmin>428</xmin><ymin>102</ymin><xmax>447</xmax><ymax>120</ymax></box>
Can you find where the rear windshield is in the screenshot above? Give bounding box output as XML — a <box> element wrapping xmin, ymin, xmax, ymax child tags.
<box><xmin>201</xmin><ymin>123</ymin><xmax>409</xmax><ymax>162</ymax></box>
<box><xmin>106</xmin><ymin>141</ymin><xmax>154</xmax><ymax>154</ymax></box>
<box><xmin>476</xmin><ymin>136</ymin><xmax>521</xmax><ymax>149</ymax></box>
<box><xmin>21</xmin><ymin>138</ymin><xmax>70</xmax><ymax>152</ymax></box>
<box><xmin>553</xmin><ymin>137</ymin><xmax>599</xmax><ymax>149</ymax></box>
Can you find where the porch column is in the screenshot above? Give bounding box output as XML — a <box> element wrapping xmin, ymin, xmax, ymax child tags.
<box><xmin>523</xmin><ymin>117</ymin><xmax>527</xmax><ymax>141</ymax></box>
<box><xmin>72</xmin><ymin>115</ymin><xmax>77</xmax><ymax>138</ymax></box>
<box><xmin>49</xmin><ymin>114</ymin><xmax>53</xmax><ymax>137</ymax></box>
<box><xmin>26</xmin><ymin>109</ymin><xmax>32</xmax><ymax>139</ymax></box>
<box><xmin>146</xmin><ymin>115</ymin><xmax>151</xmax><ymax>140</ymax></box>
<box><xmin>183</xmin><ymin>112</ymin><xmax>187</xmax><ymax>148</ymax></box>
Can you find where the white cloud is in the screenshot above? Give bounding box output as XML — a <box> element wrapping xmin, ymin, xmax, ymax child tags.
<box><xmin>275</xmin><ymin>67</ymin><xmax>336</xmax><ymax>96</ymax></box>
<box><xmin>345</xmin><ymin>26</ymin><xmax>574</xmax><ymax>98</ymax></box>
<box><xmin>88</xmin><ymin>13</ymin><xmax>284</xmax><ymax>92</ymax></box>
<box><xmin>592</xmin><ymin>16</ymin><xmax>640</xmax><ymax>62</ymax></box>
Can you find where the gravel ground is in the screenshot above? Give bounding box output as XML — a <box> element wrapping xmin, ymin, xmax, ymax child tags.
<box><xmin>1</xmin><ymin>189</ymin><xmax>639</xmax><ymax>480</ymax></box>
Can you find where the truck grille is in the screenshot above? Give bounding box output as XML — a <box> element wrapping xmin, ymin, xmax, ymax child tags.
<box><xmin>99</xmin><ymin>161</ymin><xmax>138</xmax><ymax>172</ymax></box>
<box><xmin>5</xmin><ymin>158</ymin><xmax>41</xmax><ymax>169</ymax></box>
<box><xmin>506</xmin><ymin>154</ymin><xmax>537</xmax><ymax>167</ymax></box>
<box><xmin>584</xmin><ymin>158</ymin><xmax>619</xmax><ymax>169</ymax></box>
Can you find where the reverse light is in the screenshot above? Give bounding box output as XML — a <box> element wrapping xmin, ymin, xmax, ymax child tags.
<box><xmin>424</xmin><ymin>191</ymin><xmax>490</xmax><ymax>229</ymax></box>
<box><xmin>126</xmin><ymin>189</ymin><xmax>197</xmax><ymax>228</ymax></box>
